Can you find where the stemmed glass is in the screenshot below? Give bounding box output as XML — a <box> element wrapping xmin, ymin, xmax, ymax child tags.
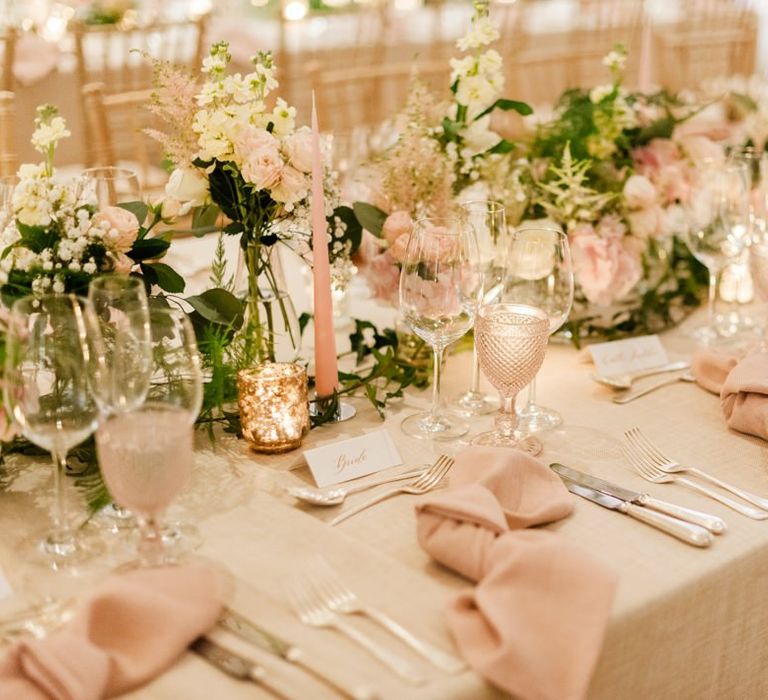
<box><xmin>79</xmin><ymin>166</ymin><xmax>141</xmax><ymax>207</ymax></box>
<box><xmin>471</xmin><ymin>302</ymin><xmax>550</xmax><ymax>453</ymax></box>
<box><xmin>685</xmin><ymin>162</ymin><xmax>751</xmax><ymax>344</ymax></box>
<box><xmin>95</xmin><ymin>306</ymin><xmax>203</xmax><ymax>567</ymax></box>
<box><xmin>452</xmin><ymin>200</ymin><xmax>507</xmax><ymax>416</ymax></box>
<box><xmin>506</xmin><ymin>227</ymin><xmax>574</xmax><ymax>433</ymax></box>
<box><xmin>3</xmin><ymin>295</ymin><xmax>105</xmax><ymax>565</ymax></box>
<box><xmin>399</xmin><ymin>215</ymin><xmax>482</xmax><ymax>440</ymax></box>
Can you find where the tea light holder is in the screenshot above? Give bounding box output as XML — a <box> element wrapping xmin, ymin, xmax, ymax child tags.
<box><xmin>237</xmin><ymin>363</ymin><xmax>310</xmax><ymax>454</ymax></box>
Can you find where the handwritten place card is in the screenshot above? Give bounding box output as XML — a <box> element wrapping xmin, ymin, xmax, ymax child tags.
<box><xmin>589</xmin><ymin>335</ymin><xmax>669</xmax><ymax>378</ymax></box>
<box><xmin>304</xmin><ymin>430</ymin><xmax>403</xmax><ymax>487</ymax></box>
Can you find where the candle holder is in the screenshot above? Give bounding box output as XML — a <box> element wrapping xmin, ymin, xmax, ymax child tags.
<box><xmin>309</xmin><ymin>394</ymin><xmax>357</xmax><ymax>423</ymax></box>
<box><xmin>237</xmin><ymin>363</ymin><xmax>310</xmax><ymax>454</ymax></box>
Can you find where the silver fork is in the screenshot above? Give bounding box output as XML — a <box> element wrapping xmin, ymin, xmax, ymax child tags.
<box><xmin>307</xmin><ymin>556</ymin><xmax>466</xmax><ymax>674</ymax></box>
<box><xmin>287</xmin><ymin>578</ymin><xmax>426</xmax><ymax>685</ymax></box>
<box><xmin>624</xmin><ymin>431</ymin><xmax>768</xmax><ymax>520</ymax></box>
<box><xmin>626</xmin><ymin>427</ymin><xmax>768</xmax><ymax>512</ymax></box>
<box><xmin>330</xmin><ymin>455</ymin><xmax>455</xmax><ymax>526</ymax></box>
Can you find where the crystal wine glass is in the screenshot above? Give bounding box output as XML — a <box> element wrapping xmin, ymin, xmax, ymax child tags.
<box><xmin>399</xmin><ymin>215</ymin><xmax>482</xmax><ymax>440</ymax></box>
<box><xmin>506</xmin><ymin>227</ymin><xmax>574</xmax><ymax>433</ymax></box>
<box><xmin>452</xmin><ymin>200</ymin><xmax>507</xmax><ymax>416</ymax></box>
<box><xmin>685</xmin><ymin>162</ymin><xmax>751</xmax><ymax>344</ymax></box>
<box><xmin>3</xmin><ymin>294</ymin><xmax>105</xmax><ymax>565</ymax></box>
<box><xmin>79</xmin><ymin>166</ymin><xmax>141</xmax><ymax>208</ymax></box>
<box><xmin>95</xmin><ymin>306</ymin><xmax>203</xmax><ymax>567</ymax></box>
<box><xmin>472</xmin><ymin>302</ymin><xmax>550</xmax><ymax>453</ymax></box>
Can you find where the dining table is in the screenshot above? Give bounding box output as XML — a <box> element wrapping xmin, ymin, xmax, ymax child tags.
<box><xmin>2</xmin><ymin>288</ymin><xmax>768</xmax><ymax>699</ymax></box>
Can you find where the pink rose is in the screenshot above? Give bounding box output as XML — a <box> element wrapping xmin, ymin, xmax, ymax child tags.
<box><xmin>623</xmin><ymin>175</ymin><xmax>657</xmax><ymax>209</ymax></box>
<box><xmin>627</xmin><ymin>206</ymin><xmax>664</xmax><ymax>239</ymax></box>
<box><xmin>382</xmin><ymin>211</ymin><xmax>414</xmax><ymax>246</ymax></box>
<box><xmin>234</xmin><ymin>127</ymin><xmax>283</xmax><ymax>191</ymax></box>
<box><xmin>388</xmin><ymin>233</ymin><xmax>410</xmax><ymax>263</ymax></box>
<box><xmin>365</xmin><ymin>250</ymin><xmax>401</xmax><ymax>305</ymax></box>
<box><xmin>654</xmin><ymin>162</ymin><xmax>692</xmax><ymax>205</ymax></box>
<box><xmin>271</xmin><ymin>165</ymin><xmax>308</xmax><ymax>205</ymax></box>
<box><xmin>283</xmin><ymin>127</ymin><xmax>313</xmax><ymax>174</ymax></box>
<box><xmin>95</xmin><ymin>205</ymin><xmax>140</xmax><ymax>254</ymax></box>
<box><xmin>109</xmin><ymin>251</ymin><xmax>134</xmax><ymax>275</ymax></box>
<box><xmin>676</xmin><ymin>134</ymin><xmax>725</xmax><ymax>166</ymax></box>
<box><xmin>596</xmin><ymin>214</ymin><xmax>627</xmax><ymax>239</ymax></box>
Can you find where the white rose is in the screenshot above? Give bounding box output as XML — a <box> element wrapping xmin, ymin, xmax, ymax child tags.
<box><xmin>165</xmin><ymin>168</ymin><xmax>209</xmax><ymax>207</ymax></box>
<box><xmin>627</xmin><ymin>206</ymin><xmax>663</xmax><ymax>239</ymax></box>
<box><xmin>283</xmin><ymin>127</ymin><xmax>313</xmax><ymax>173</ymax></box>
<box><xmin>160</xmin><ymin>197</ymin><xmax>182</xmax><ymax>220</ymax></box>
<box><xmin>623</xmin><ymin>175</ymin><xmax>657</xmax><ymax>209</ymax></box>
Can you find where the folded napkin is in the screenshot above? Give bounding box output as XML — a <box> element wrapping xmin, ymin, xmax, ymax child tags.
<box><xmin>416</xmin><ymin>447</ymin><xmax>617</xmax><ymax>700</ymax></box>
<box><xmin>14</xmin><ymin>34</ymin><xmax>61</xmax><ymax>86</ymax></box>
<box><xmin>692</xmin><ymin>346</ymin><xmax>768</xmax><ymax>440</ymax></box>
<box><xmin>0</xmin><ymin>565</ymin><xmax>223</xmax><ymax>700</ymax></box>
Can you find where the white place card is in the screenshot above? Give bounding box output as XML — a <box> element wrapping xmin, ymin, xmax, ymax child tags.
<box><xmin>304</xmin><ymin>430</ymin><xmax>403</xmax><ymax>488</ymax></box>
<box><xmin>589</xmin><ymin>334</ymin><xmax>669</xmax><ymax>378</ymax></box>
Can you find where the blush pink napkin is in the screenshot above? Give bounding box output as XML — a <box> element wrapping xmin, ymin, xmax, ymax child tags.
<box><xmin>0</xmin><ymin>564</ymin><xmax>223</xmax><ymax>700</ymax></box>
<box><xmin>416</xmin><ymin>447</ymin><xmax>617</xmax><ymax>700</ymax></box>
<box><xmin>693</xmin><ymin>346</ymin><xmax>768</xmax><ymax>440</ymax></box>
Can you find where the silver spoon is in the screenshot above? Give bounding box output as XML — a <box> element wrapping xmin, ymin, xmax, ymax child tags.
<box><xmin>288</xmin><ymin>467</ymin><xmax>427</xmax><ymax>506</ymax></box>
<box><xmin>591</xmin><ymin>360</ymin><xmax>691</xmax><ymax>390</ymax></box>
<box><xmin>612</xmin><ymin>372</ymin><xmax>696</xmax><ymax>404</ymax></box>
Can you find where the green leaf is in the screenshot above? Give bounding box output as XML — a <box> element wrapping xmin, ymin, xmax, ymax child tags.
<box><xmin>299</xmin><ymin>311</ymin><xmax>312</xmax><ymax>336</ymax></box>
<box><xmin>192</xmin><ymin>204</ymin><xmax>220</xmax><ymax>230</ymax></box>
<box><xmin>16</xmin><ymin>222</ymin><xmax>57</xmax><ymax>254</ymax></box>
<box><xmin>129</xmin><ymin>237</ymin><xmax>170</xmax><ymax>262</ymax></box>
<box><xmin>223</xmin><ymin>221</ymin><xmax>244</xmax><ymax>235</ymax></box>
<box><xmin>635</xmin><ymin>116</ymin><xmax>676</xmax><ymax>145</ymax></box>
<box><xmin>144</xmin><ymin>262</ymin><xmax>185</xmax><ymax>293</ymax></box>
<box><xmin>118</xmin><ymin>200</ymin><xmax>149</xmax><ymax>225</ymax></box>
<box><xmin>442</xmin><ymin>117</ymin><xmax>460</xmax><ymax>142</ymax></box>
<box><xmin>474</xmin><ymin>98</ymin><xmax>533</xmax><ymax>121</ymax></box>
<box><xmin>487</xmin><ymin>139</ymin><xmax>515</xmax><ymax>155</ymax></box>
<box><xmin>352</xmin><ymin>202</ymin><xmax>388</xmax><ymax>237</ymax></box>
<box><xmin>330</xmin><ymin>205</ymin><xmax>362</xmax><ymax>255</ymax></box>
<box><xmin>185</xmin><ymin>288</ymin><xmax>245</xmax><ymax>327</ymax></box>
<box><xmin>730</xmin><ymin>92</ymin><xmax>759</xmax><ymax>114</ymax></box>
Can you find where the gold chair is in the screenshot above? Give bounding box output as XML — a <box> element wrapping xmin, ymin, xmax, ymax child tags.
<box><xmin>1</xmin><ymin>25</ymin><xmax>16</xmax><ymax>92</ymax></box>
<box><xmin>0</xmin><ymin>90</ymin><xmax>16</xmax><ymax>178</ymax></box>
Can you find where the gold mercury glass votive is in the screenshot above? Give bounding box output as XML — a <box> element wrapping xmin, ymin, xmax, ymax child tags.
<box><xmin>237</xmin><ymin>363</ymin><xmax>310</xmax><ymax>454</ymax></box>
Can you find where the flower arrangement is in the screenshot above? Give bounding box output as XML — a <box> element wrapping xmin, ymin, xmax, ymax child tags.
<box><xmin>147</xmin><ymin>41</ymin><xmax>361</xmax><ymax>364</ymax></box>
<box><xmin>0</xmin><ymin>105</ymin><xmax>180</xmax><ymax>301</ymax></box>
<box><xmin>524</xmin><ymin>45</ymin><xmax>714</xmax><ymax>342</ymax></box>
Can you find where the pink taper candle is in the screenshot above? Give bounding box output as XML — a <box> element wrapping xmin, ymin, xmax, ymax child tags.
<box><xmin>638</xmin><ymin>16</ymin><xmax>653</xmax><ymax>93</ymax></box>
<box><xmin>310</xmin><ymin>93</ymin><xmax>339</xmax><ymax>398</ymax></box>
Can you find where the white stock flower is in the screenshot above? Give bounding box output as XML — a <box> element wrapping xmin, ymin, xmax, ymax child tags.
<box><xmin>457</xmin><ymin>16</ymin><xmax>499</xmax><ymax>51</ymax></box>
<box><xmin>455</xmin><ymin>73</ymin><xmax>497</xmax><ymax>113</ymax></box>
<box><xmin>31</xmin><ymin>116</ymin><xmax>70</xmax><ymax>152</ymax></box>
<box><xmin>193</xmin><ymin>109</ymin><xmax>233</xmax><ymax>161</ymax></box>
<box><xmin>270</xmin><ymin>98</ymin><xmax>296</xmax><ymax>137</ymax></box>
<box><xmin>449</xmin><ymin>56</ymin><xmax>474</xmax><ymax>84</ymax></box>
<box><xmin>590</xmin><ymin>84</ymin><xmax>614</xmax><ymax>104</ymax></box>
<box><xmin>602</xmin><ymin>50</ymin><xmax>627</xmax><ymax>73</ymax></box>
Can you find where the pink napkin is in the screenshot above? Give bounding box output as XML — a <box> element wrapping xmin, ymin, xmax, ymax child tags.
<box><xmin>13</xmin><ymin>34</ymin><xmax>61</xmax><ymax>87</ymax></box>
<box><xmin>0</xmin><ymin>565</ymin><xmax>223</xmax><ymax>700</ymax></box>
<box><xmin>416</xmin><ymin>447</ymin><xmax>617</xmax><ymax>700</ymax></box>
<box><xmin>692</xmin><ymin>346</ymin><xmax>768</xmax><ymax>440</ymax></box>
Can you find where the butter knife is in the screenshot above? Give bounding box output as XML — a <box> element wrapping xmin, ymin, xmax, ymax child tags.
<box><xmin>219</xmin><ymin>607</ymin><xmax>377</xmax><ymax>700</ymax></box>
<box><xmin>550</xmin><ymin>462</ymin><xmax>726</xmax><ymax>534</ymax></box>
<box><xmin>191</xmin><ymin>637</ymin><xmax>282</xmax><ymax>693</ymax></box>
<box><xmin>565</xmin><ymin>481</ymin><xmax>713</xmax><ymax>547</ymax></box>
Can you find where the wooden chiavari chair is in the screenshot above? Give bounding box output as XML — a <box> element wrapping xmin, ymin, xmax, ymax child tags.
<box><xmin>1</xmin><ymin>25</ymin><xmax>16</xmax><ymax>92</ymax></box>
<box><xmin>0</xmin><ymin>91</ymin><xmax>16</xmax><ymax>179</ymax></box>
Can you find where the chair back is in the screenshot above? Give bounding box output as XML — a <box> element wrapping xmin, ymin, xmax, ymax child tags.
<box><xmin>1</xmin><ymin>26</ymin><xmax>16</xmax><ymax>92</ymax></box>
<box><xmin>0</xmin><ymin>90</ymin><xmax>16</xmax><ymax>178</ymax></box>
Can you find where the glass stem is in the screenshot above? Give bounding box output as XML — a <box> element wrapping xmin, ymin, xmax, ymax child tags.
<box><xmin>495</xmin><ymin>394</ymin><xmax>518</xmax><ymax>438</ymax></box>
<box><xmin>470</xmin><ymin>340</ymin><xmax>481</xmax><ymax>394</ymax></box>
<box><xmin>50</xmin><ymin>450</ymin><xmax>70</xmax><ymax>546</ymax></box>
<box><xmin>430</xmin><ymin>347</ymin><xmax>444</xmax><ymax>420</ymax></box>
<box><xmin>137</xmin><ymin>514</ymin><xmax>165</xmax><ymax>567</ymax></box>
<box><xmin>708</xmin><ymin>269</ymin><xmax>719</xmax><ymax>331</ymax></box>
<box><xmin>526</xmin><ymin>377</ymin><xmax>537</xmax><ymax>409</ymax></box>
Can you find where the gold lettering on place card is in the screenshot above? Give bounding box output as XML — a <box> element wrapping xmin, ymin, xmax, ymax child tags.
<box><xmin>337</xmin><ymin>449</ymin><xmax>368</xmax><ymax>472</ymax></box>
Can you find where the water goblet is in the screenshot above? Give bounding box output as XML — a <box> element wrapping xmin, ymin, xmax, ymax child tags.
<box><xmin>78</xmin><ymin>166</ymin><xmax>141</xmax><ymax>208</ymax></box>
<box><xmin>452</xmin><ymin>200</ymin><xmax>507</xmax><ymax>416</ymax></box>
<box><xmin>505</xmin><ymin>227</ymin><xmax>574</xmax><ymax>433</ymax></box>
<box><xmin>471</xmin><ymin>302</ymin><xmax>550</xmax><ymax>453</ymax></box>
<box><xmin>399</xmin><ymin>215</ymin><xmax>483</xmax><ymax>440</ymax></box>
<box><xmin>95</xmin><ymin>306</ymin><xmax>203</xmax><ymax>568</ymax></box>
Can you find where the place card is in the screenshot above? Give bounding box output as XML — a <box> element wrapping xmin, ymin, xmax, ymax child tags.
<box><xmin>589</xmin><ymin>334</ymin><xmax>669</xmax><ymax>377</ymax></box>
<box><xmin>304</xmin><ymin>429</ymin><xmax>403</xmax><ymax>487</ymax></box>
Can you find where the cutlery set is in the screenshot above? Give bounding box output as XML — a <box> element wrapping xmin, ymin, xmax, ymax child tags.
<box><xmin>590</xmin><ymin>360</ymin><xmax>695</xmax><ymax>404</ymax></box>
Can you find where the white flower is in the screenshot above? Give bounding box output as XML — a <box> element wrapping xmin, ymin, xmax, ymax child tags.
<box><xmin>52</xmin><ymin>278</ymin><xmax>64</xmax><ymax>293</ymax></box>
<box><xmin>165</xmin><ymin>168</ymin><xmax>209</xmax><ymax>208</ymax></box>
<box><xmin>455</xmin><ymin>74</ymin><xmax>497</xmax><ymax>113</ymax></box>
<box><xmin>602</xmin><ymin>49</ymin><xmax>627</xmax><ymax>73</ymax></box>
<box><xmin>31</xmin><ymin>116</ymin><xmax>70</xmax><ymax>153</ymax></box>
<box><xmin>270</xmin><ymin>98</ymin><xmax>296</xmax><ymax>137</ymax></box>
<box><xmin>449</xmin><ymin>56</ymin><xmax>474</xmax><ymax>84</ymax></box>
<box><xmin>193</xmin><ymin>108</ymin><xmax>233</xmax><ymax>162</ymax></box>
<box><xmin>457</xmin><ymin>16</ymin><xmax>499</xmax><ymax>51</ymax></box>
<box><xmin>590</xmin><ymin>84</ymin><xmax>614</xmax><ymax>104</ymax></box>
<box><xmin>83</xmin><ymin>260</ymin><xmax>97</xmax><ymax>275</ymax></box>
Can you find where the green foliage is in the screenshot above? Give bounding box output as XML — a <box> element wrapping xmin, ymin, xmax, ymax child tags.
<box><xmin>352</xmin><ymin>202</ymin><xmax>388</xmax><ymax>237</ymax></box>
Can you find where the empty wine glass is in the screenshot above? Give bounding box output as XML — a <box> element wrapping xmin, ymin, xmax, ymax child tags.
<box><xmin>472</xmin><ymin>303</ymin><xmax>550</xmax><ymax>453</ymax></box>
<box><xmin>685</xmin><ymin>162</ymin><xmax>751</xmax><ymax>344</ymax></box>
<box><xmin>452</xmin><ymin>200</ymin><xmax>507</xmax><ymax>416</ymax></box>
<box><xmin>79</xmin><ymin>166</ymin><xmax>141</xmax><ymax>208</ymax></box>
<box><xmin>95</xmin><ymin>306</ymin><xmax>203</xmax><ymax>567</ymax></box>
<box><xmin>506</xmin><ymin>227</ymin><xmax>574</xmax><ymax>432</ymax></box>
<box><xmin>399</xmin><ymin>215</ymin><xmax>482</xmax><ymax>440</ymax></box>
<box><xmin>4</xmin><ymin>294</ymin><xmax>105</xmax><ymax>566</ymax></box>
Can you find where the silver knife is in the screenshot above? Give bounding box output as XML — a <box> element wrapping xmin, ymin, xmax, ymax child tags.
<box><xmin>191</xmin><ymin>637</ymin><xmax>278</xmax><ymax>691</ymax></box>
<box><xmin>550</xmin><ymin>462</ymin><xmax>726</xmax><ymax>534</ymax></box>
<box><xmin>564</xmin><ymin>481</ymin><xmax>714</xmax><ymax>547</ymax></box>
<box><xmin>219</xmin><ymin>608</ymin><xmax>377</xmax><ymax>700</ymax></box>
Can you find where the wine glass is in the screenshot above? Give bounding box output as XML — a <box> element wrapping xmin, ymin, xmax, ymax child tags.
<box><xmin>399</xmin><ymin>215</ymin><xmax>483</xmax><ymax>440</ymax></box>
<box><xmin>685</xmin><ymin>162</ymin><xmax>751</xmax><ymax>344</ymax></box>
<box><xmin>505</xmin><ymin>227</ymin><xmax>574</xmax><ymax>433</ymax></box>
<box><xmin>95</xmin><ymin>306</ymin><xmax>203</xmax><ymax>567</ymax></box>
<box><xmin>452</xmin><ymin>200</ymin><xmax>507</xmax><ymax>416</ymax></box>
<box><xmin>471</xmin><ymin>302</ymin><xmax>550</xmax><ymax>453</ymax></box>
<box><xmin>79</xmin><ymin>166</ymin><xmax>141</xmax><ymax>207</ymax></box>
<box><xmin>3</xmin><ymin>294</ymin><xmax>105</xmax><ymax>565</ymax></box>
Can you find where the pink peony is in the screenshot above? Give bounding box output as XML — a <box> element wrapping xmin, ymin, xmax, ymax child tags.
<box><xmin>271</xmin><ymin>165</ymin><xmax>309</xmax><ymax>205</ymax></box>
<box><xmin>627</xmin><ymin>206</ymin><xmax>664</xmax><ymax>239</ymax></box>
<box><xmin>676</xmin><ymin>134</ymin><xmax>725</xmax><ymax>166</ymax></box>
<box><xmin>633</xmin><ymin>138</ymin><xmax>681</xmax><ymax>175</ymax></box>
<box><xmin>570</xmin><ymin>225</ymin><xmax>643</xmax><ymax>306</ymax></box>
<box><xmin>366</xmin><ymin>250</ymin><xmax>401</xmax><ymax>306</ymax></box>
<box><xmin>653</xmin><ymin>162</ymin><xmax>693</xmax><ymax>205</ymax></box>
<box><xmin>623</xmin><ymin>174</ymin><xmax>657</xmax><ymax>209</ymax></box>
<box><xmin>95</xmin><ymin>206</ymin><xmax>139</xmax><ymax>254</ymax></box>
<box><xmin>234</xmin><ymin>127</ymin><xmax>284</xmax><ymax>191</ymax></box>
<box><xmin>283</xmin><ymin>127</ymin><xmax>313</xmax><ymax>174</ymax></box>
<box><xmin>382</xmin><ymin>210</ymin><xmax>414</xmax><ymax>246</ymax></box>
<box><xmin>596</xmin><ymin>214</ymin><xmax>627</xmax><ymax>240</ymax></box>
